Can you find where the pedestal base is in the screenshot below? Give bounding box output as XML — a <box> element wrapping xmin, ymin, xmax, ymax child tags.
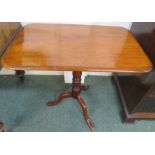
<box><xmin>47</xmin><ymin>71</ymin><xmax>94</xmax><ymax>131</ymax></box>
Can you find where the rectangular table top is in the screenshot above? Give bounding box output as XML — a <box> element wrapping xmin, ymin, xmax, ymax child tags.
<box><xmin>2</xmin><ymin>23</ymin><xmax>152</xmax><ymax>73</ymax></box>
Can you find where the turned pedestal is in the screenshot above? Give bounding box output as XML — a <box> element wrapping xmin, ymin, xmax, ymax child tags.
<box><xmin>47</xmin><ymin>71</ymin><xmax>94</xmax><ymax>131</ymax></box>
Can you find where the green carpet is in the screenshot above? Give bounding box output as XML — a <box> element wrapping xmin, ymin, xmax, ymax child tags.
<box><xmin>0</xmin><ymin>75</ymin><xmax>155</xmax><ymax>132</ymax></box>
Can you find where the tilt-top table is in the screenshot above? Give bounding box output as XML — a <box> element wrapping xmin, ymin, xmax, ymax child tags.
<box><xmin>2</xmin><ymin>24</ymin><xmax>152</xmax><ymax>131</ymax></box>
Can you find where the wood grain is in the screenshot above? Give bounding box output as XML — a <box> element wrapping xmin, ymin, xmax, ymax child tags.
<box><xmin>2</xmin><ymin>23</ymin><xmax>152</xmax><ymax>73</ymax></box>
<box><xmin>0</xmin><ymin>22</ymin><xmax>21</xmax><ymax>68</ymax></box>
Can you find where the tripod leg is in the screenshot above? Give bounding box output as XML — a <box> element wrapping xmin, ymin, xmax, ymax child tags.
<box><xmin>47</xmin><ymin>92</ymin><xmax>72</xmax><ymax>106</ymax></box>
<box><xmin>77</xmin><ymin>95</ymin><xmax>94</xmax><ymax>131</ymax></box>
<box><xmin>81</xmin><ymin>85</ymin><xmax>89</xmax><ymax>91</ymax></box>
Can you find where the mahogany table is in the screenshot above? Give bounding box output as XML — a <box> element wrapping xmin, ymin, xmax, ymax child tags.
<box><xmin>2</xmin><ymin>24</ymin><xmax>152</xmax><ymax>131</ymax></box>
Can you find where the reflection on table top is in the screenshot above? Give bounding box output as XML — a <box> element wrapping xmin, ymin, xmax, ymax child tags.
<box><xmin>2</xmin><ymin>23</ymin><xmax>152</xmax><ymax>73</ymax></box>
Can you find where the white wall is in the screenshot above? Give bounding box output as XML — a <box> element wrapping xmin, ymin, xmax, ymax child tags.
<box><xmin>1</xmin><ymin>22</ymin><xmax>132</xmax><ymax>83</ymax></box>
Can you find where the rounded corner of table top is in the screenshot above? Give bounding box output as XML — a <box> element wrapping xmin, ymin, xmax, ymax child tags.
<box><xmin>1</xmin><ymin>56</ymin><xmax>11</xmax><ymax>70</ymax></box>
<box><xmin>137</xmin><ymin>61</ymin><xmax>153</xmax><ymax>74</ymax></box>
<box><xmin>1</xmin><ymin>53</ymin><xmax>17</xmax><ymax>71</ymax></box>
<box><xmin>144</xmin><ymin>63</ymin><xmax>153</xmax><ymax>73</ymax></box>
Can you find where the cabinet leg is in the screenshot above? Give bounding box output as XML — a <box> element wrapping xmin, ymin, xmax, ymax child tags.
<box><xmin>0</xmin><ymin>122</ymin><xmax>4</xmax><ymax>132</ymax></box>
<box><xmin>121</xmin><ymin>111</ymin><xmax>135</xmax><ymax>123</ymax></box>
<box><xmin>15</xmin><ymin>70</ymin><xmax>25</xmax><ymax>83</ymax></box>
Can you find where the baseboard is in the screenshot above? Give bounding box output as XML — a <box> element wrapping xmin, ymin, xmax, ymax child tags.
<box><xmin>0</xmin><ymin>68</ymin><xmax>113</xmax><ymax>84</ymax></box>
<box><xmin>0</xmin><ymin>68</ymin><xmax>64</xmax><ymax>75</ymax></box>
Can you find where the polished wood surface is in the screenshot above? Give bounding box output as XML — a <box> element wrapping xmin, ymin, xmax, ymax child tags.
<box><xmin>0</xmin><ymin>22</ymin><xmax>21</xmax><ymax>68</ymax></box>
<box><xmin>2</xmin><ymin>24</ymin><xmax>152</xmax><ymax>73</ymax></box>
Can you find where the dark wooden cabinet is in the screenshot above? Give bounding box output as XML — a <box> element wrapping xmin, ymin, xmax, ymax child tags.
<box><xmin>114</xmin><ymin>22</ymin><xmax>155</xmax><ymax>122</ymax></box>
<box><xmin>0</xmin><ymin>22</ymin><xmax>22</xmax><ymax>68</ymax></box>
<box><xmin>0</xmin><ymin>22</ymin><xmax>22</xmax><ymax>131</ymax></box>
<box><xmin>0</xmin><ymin>122</ymin><xmax>4</xmax><ymax>132</ymax></box>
